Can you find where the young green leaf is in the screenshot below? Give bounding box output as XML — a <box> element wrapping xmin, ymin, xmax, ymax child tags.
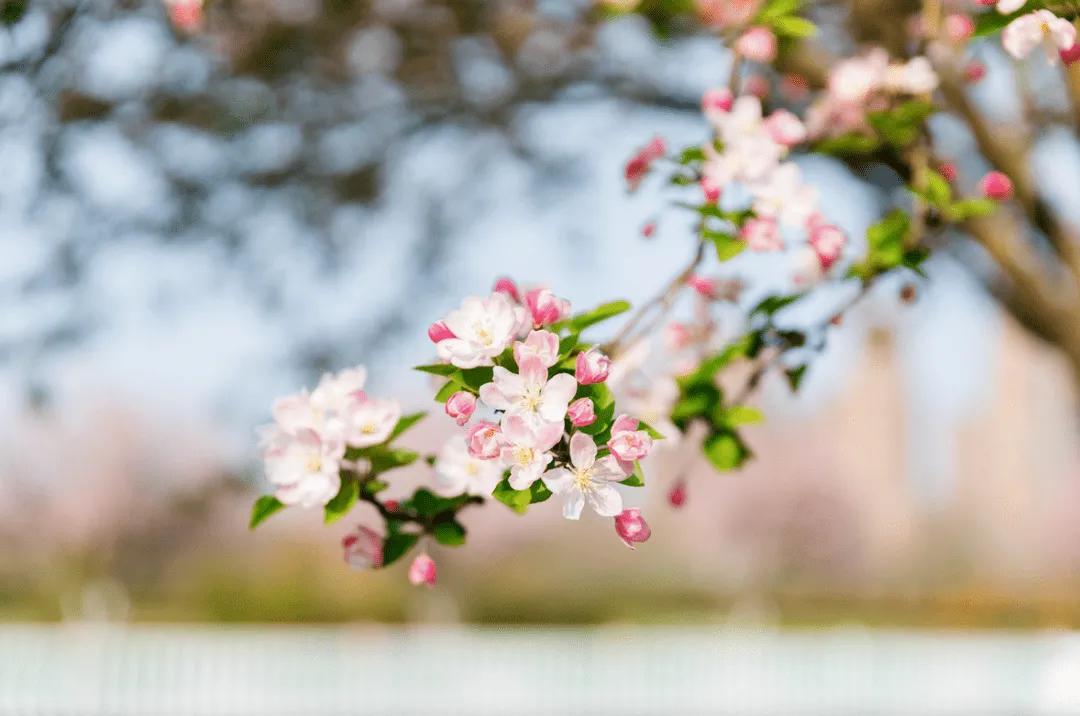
<box><xmin>432</xmin><ymin>520</ymin><xmax>467</xmax><ymax>547</ymax></box>
<box><xmin>492</xmin><ymin>478</ymin><xmax>532</xmax><ymax>514</ymax></box>
<box><xmin>388</xmin><ymin>412</ymin><xmax>426</xmax><ymax>442</ymax></box>
<box><xmin>249</xmin><ymin>495</ymin><xmax>285</xmax><ymax>530</ymax></box>
<box><xmin>382</xmin><ymin>533</ymin><xmax>420</xmax><ymax>567</ymax></box>
<box><xmin>566</xmin><ymin>300</ymin><xmax>632</xmax><ymax>331</ymax></box>
<box><xmin>324</xmin><ymin>478</ymin><xmax>360</xmax><ymax>524</ymax></box>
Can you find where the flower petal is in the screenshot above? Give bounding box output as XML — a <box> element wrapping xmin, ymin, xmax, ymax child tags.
<box><xmin>539</xmin><ymin>372</ymin><xmax>578</xmax><ymax>422</ymax></box>
<box><xmin>541</xmin><ymin>467</ymin><xmax>574</xmax><ymax>493</ymax></box>
<box><xmin>586</xmin><ymin>483</ymin><xmax>624</xmax><ymax>517</ymax></box>
<box><xmin>562</xmin><ymin>490</ymin><xmax>585</xmax><ymax>520</ymax></box>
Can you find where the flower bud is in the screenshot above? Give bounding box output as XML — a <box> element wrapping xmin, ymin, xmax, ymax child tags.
<box><xmin>701</xmin><ymin>87</ymin><xmax>734</xmax><ymax>114</ymax></box>
<box><xmin>525</xmin><ymin>288</ymin><xmax>571</xmax><ymax>328</ymax></box>
<box><xmin>465</xmin><ymin>421</ymin><xmax>502</xmax><ymax>459</ymax></box>
<box><xmin>1061</xmin><ymin>43</ymin><xmax>1080</xmax><ymax>65</ymax></box>
<box><xmin>741</xmin><ymin>217</ymin><xmax>783</xmax><ymax>253</ymax></box>
<box><xmin>668</xmin><ymin>481</ymin><xmax>687</xmax><ymax>509</ymax></box>
<box><xmin>642</xmin><ymin>221</ymin><xmax>657</xmax><ymax>238</ymax></box>
<box><xmin>700</xmin><ymin>176</ymin><xmax>721</xmax><ymax>204</ymax></box>
<box><xmin>342</xmin><ymin>526</ymin><xmax>384</xmax><ymax>570</ymax></box>
<box><xmin>614</xmin><ymin>509</ymin><xmax>652</xmax><ymax>549</ymax></box>
<box><xmin>567</xmin><ymin>398</ymin><xmax>597</xmax><ymax>427</ymax></box>
<box><xmin>445</xmin><ymin>391</ymin><xmax>476</xmax><ymax>426</ymax></box>
<box><xmin>575</xmin><ymin>348</ymin><xmax>611</xmax><ymax>385</ymax></box>
<box><xmin>408</xmin><ymin>553</ymin><xmax>437</xmax><ymax>587</ymax></box>
<box><xmin>764</xmin><ymin>109</ymin><xmax>807</xmax><ymax>147</ymax></box>
<box><xmin>428</xmin><ymin>321</ymin><xmax>455</xmax><ymax>343</ymax></box>
<box><xmin>944</xmin><ymin>14</ymin><xmax>975</xmax><ymax>43</ymax></box>
<box><xmin>686</xmin><ymin>274</ymin><xmax>717</xmax><ymax>299</ymax></box>
<box><xmin>735</xmin><ymin>26</ymin><xmax>777</xmax><ymax>63</ymax></box>
<box><xmin>980</xmin><ymin>171</ymin><xmax>1013</xmax><ymax>201</ymax></box>
<box><xmin>963</xmin><ymin>61</ymin><xmax>986</xmax><ymax>84</ymax></box>
<box><xmin>493</xmin><ymin>277</ymin><xmax>521</xmax><ymax>303</ymax></box>
<box><xmin>938</xmin><ymin>162</ymin><xmax>958</xmax><ymax>183</ymax></box>
<box><xmin>608</xmin><ymin>415</ymin><xmax>652</xmax><ymax>467</ymax></box>
<box><xmin>808</xmin><ymin>222</ymin><xmax>846</xmax><ymax>271</ymax></box>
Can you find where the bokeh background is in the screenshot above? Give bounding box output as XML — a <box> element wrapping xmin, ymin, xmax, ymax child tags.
<box><xmin>4</xmin><ymin>0</ymin><xmax>1080</xmax><ymax>712</ymax></box>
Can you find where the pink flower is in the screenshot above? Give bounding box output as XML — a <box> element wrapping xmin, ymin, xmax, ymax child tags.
<box><xmin>166</xmin><ymin>0</ymin><xmax>203</xmax><ymax>31</ymax></box>
<box><xmin>542</xmin><ymin>433</ymin><xmax>625</xmax><ymax>519</ymax></box>
<box><xmin>642</xmin><ymin>221</ymin><xmax>657</xmax><ymax>238</ymax></box>
<box><xmin>944</xmin><ymin>14</ymin><xmax>975</xmax><ymax>43</ymax></box>
<box><xmin>614</xmin><ymin>508</ymin><xmax>652</xmax><ymax>549</ymax></box>
<box><xmin>808</xmin><ymin>221</ymin><xmax>846</xmax><ymax>271</ymax></box>
<box><xmin>342</xmin><ymin>526</ymin><xmax>384</xmax><ymax>570</ymax></box>
<box><xmin>434</xmin><ymin>436</ymin><xmax>503</xmax><ymax>497</ymax></box>
<box><xmin>479</xmin><ymin>356</ymin><xmax>578</xmax><ymax>426</ymax></box>
<box><xmin>492</xmin><ymin>277</ymin><xmax>521</xmax><ymax>303</ymax></box>
<box><xmin>498</xmin><ymin>414</ymin><xmax>563</xmax><ymax>489</ymax></box>
<box><xmin>938</xmin><ymin>162</ymin><xmax>958</xmax><ymax>182</ymax></box>
<box><xmin>964</xmin><ymin>61</ymin><xmax>986</xmax><ymax>83</ymax></box>
<box><xmin>741</xmin><ymin>217</ymin><xmax>783</xmax><ymax>252</ymax></box>
<box><xmin>575</xmin><ymin>348</ymin><xmax>611</xmax><ymax>385</ymax></box>
<box><xmin>1061</xmin><ymin>43</ymin><xmax>1080</xmax><ymax>64</ymax></box>
<box><xmin>428</xmin><ymin>321</ymin><xmax>455</xmax><ymax>343</ymax></box>
<box><xmin>1002</xmin><ymin>10</ymin><xmax>1076</xmax><ymax>60</ymax></box>
<box><xmin>686</xmin><ymin>274</ymin><xmax>717</xmax><ymax>299</ymax></box>
<box><xmin>345</xmin><ymin>397</ymin><xmax>401</xmax><ymax>448</ymax></box>
<box><xmin>524</xmin><ymin>288</ymin><xmax>571</xmax><ymax>328</ymax></box>
<box><xmin>668</xmin><ymin>480</ymin><xmax>687</xmax><ymax>508</ymax></box>
<box><xmin>465</xmin><ymin>421</ymin><xmax>502</xmax><ymax>459</ymax></box>
<box><xmin>263</xmin><ymin>427</ymin><xmax>344</xmax><ymax>507</ymax></box>
<box><xmin>736</xmin><ymin>26</ymin><xmax>778</xmax><ymax>64</ymax></box>
<box><xmin>513</xmin><ymin>330</ymin><xmax>560</xmax><ymax>368</ymax></box>
<box><xmin>700</xmin><ymin>176</ymin><xmax>722</xmax><ymax>204</ymax></box>
<box><xmin>607</xmin><ymin>414</ymin><xmax>653</xmax><ymax>473</ymax></box>
<box><xmin>435</xmin><ymin>293</ymin><xmax>522</xmax><ymax>368</ymax></box>
<box><xmin>980</xmin><ymin>171</ymin><xmax>1014</xmax><ymax>200</ymax></box>
<box><xmin>444</xmin><ymin>391</ymin><xmax>476</xmax><ymax>426</ymax></box>
<box><xmin>408</xmin><ymin>553</ymin><xmax>437</xmax><ymax>587</ymax></box>
<box><xmin>701</xmin><ymin>87</ymin><xmax>734</xmax><ymax>116</ymax></box>
<box><xmin>763</xmin><ymin>109</ymin><xmax>807</xmax><ymax>147</ymax></box>
<box><xmin>624</xmin><ymin>136</ymin><xmax>666</xmax><ymax>191</ymax></box>
<box><xmin>567</xmin><ymin>398</ymin><xmax>597</xmax><ymax>427</ymax></box>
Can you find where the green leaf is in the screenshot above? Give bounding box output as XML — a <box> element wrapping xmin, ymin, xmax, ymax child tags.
<box><xmin>949</xmin><ymin>198</ymin><xmax>997</xmax><ymax>221</ymax></box>
<box><xmin>677</xmin><ymin>146</ymin><xmax>706</xmax><ymax>164</ymax></box>
<box><xmin>919</xmin><ymin>170</ymin><xmax>952</xmax><ymax>208</ymax></box>
<box><xmin>407</xmin><ymin>488</ymin><xmax>467</xmax><ymax>517</ymax></box>
<box><xmin>434</xmin><ymin>380</ymin><xmax>460</xmax><ymax>402</ymax></box>
<box><xmin>814</xmin><ymin>133</ymin><xmax>881</xmax><ymax>157</ymax></box>
<box><xmin>705</xmin><ymin>230</ymin><xmax>747</xmax><ymax>262</ymax></box>
<box><xmin>413</xmin><ymin>364</ymin><xmax>458</xmax><ymax>377</ymax></box>
<box><xmin>638</xmin><ymin>420</ymin><xmax>666</xmax><ymax>440</ymax></box>
<box><xmin>249</xmin><ymin>495</ymin><xmax>285</xmax><ymax>529</ymax></box>
<box><xmin>723</xmin><ymin>405</ymin><xmax>764</xmax><ymax>427</ymax></box>
<box><xmin>558</xmin><ymin>333</ymin><xmax>580</xmax><ymax>357</ymax></box>
<box><xmin>751</xmin><ymin>293</ymin><xmax>804</xmax><ymax>318</ymax></box>
<box><xmin>868</xmin><ymin>101</ymin><xmax>934</xmax><ymax>149</ymax></box>
<box><xmin>567</xmin><ymin>301</ymin><xmax>632</xmax><ymax>332</ymax></box>
<box><xmin>432</xmin><ymin>520</ymin><xmax>467</xmax><ymax>547</ymax></box>
<box><xmin>529</xmin><ymin>480</ymin><xmax>553</xmax><ymax>505</ymax></box>
<box><xmin>620</xmin><ymin>461</ymin><xmax>646</xmax><ymax>487</ymax></box>
<box><xmin>361</xmin><ymin>479</ymin><xmax>388</xmax><ymax>496</ymax></box>
<box><xmin>577</xmin><ymin>382</ymin><xmax>616</xmax><ymax>436</ymax></box>
<box><xmin>974</xmin><ymin>2</ymin><xmax>1034</xmax><ymax>36</ymax></box>
<box><xmin>366</xmin><ymin>446</ymin><xmax>420</xmax><ymax>473</ymax></box>
<box><xmin>388</xmin><ymin>412</ymin><xmax>426</xmax><ymax>442</ymax></box>
<box><xmin>492</xmin><ymin>477</ymin><xmax>532</xmax><ymax>514</ymax></box>
<box><xmin>458</xmin><ymin>367</ymin><xmax>495</xmax><ymax>391</ymax></box>
<box><xmin>757</xmin><ymin>0</ymin><xmax>803</xmax><ymax>22</ymax></box>
<box><xmin>324</xmin><ymin>478</ymin><xmax>360</xmax><ymax>524</ymax></box>
<box><xmin>772</xmin><ymin>15</ymin><xmax>817</xmax><ymax>38</ymax></box>
<box><xmin>382</xmin><ymin>533</ymin><xmax>419</xmax><ymax>567</ymax></box>
<box><xmin>703</xmin><ymin>431</ymin><xmax>750</xmax><ymax>471</ymax></box>
<box><xmin>785</xmin><ymin>365</ymin><xmax>809</xmax><ymax>392</ymax></box>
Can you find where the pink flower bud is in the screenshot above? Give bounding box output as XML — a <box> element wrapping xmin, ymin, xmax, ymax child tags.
<box><xmin>567</xmin><ymin>397</ymin><xmax>597</xmax><ymax>427</ymax></box>
<box><xmin>963</xmin><ymin>60</ymin><xmax>986</xmax><ymax>84</ymax></box>
<box><xmin>808</xmin><ymin>222</ymin><xmax>846</xmax><ymax>271</ymax></box>
<box><xmin>764</xmin><ymin>109</ymin><xmax>807</xmax><ymax>147</ymax></box>
<box><xmin>408</xmin><ymin>553</ymin><xmax>437</xmax><ymax>587</ymax></box>
<box><xmin>980</xmin><ymin>171</ymin><xmax>1013</xmax><ymax>201</ymax></box>
<box><xmin>668</xmin><ymin>481</ymin><xmax>687</xmax><ymax>508</ymax></box>
<box><xmin>614</xmin><ymin>509</ymin><xmax>652</xmax><ymax>549</ymax></box>
<box><xmin>944</xmin><ymin>14</ymin><xmax>975</xmax><ymax>43</ymax></box>
<box><xmin>167</xmin><ymin>0</ymin><xmax>203</xmax><ymax>31</ymax></box>
<box><xmin>1061</xmin><ymin>43</ymin><xmax>1080</xmax><ymax>65</ymax></box>
<box><xmin>686</xmin><ymin>274</ymin><xmax>717</xmax><ymax>299</ymax></box>
<box><xmin>701</xmin><ymin>87</ymin><xmax>734</xmax><ymax>114</ymax></box>
<box><xmin>342</xmin><ymin>526</ymin><xmax>384</xmax><ymax>570</ymax></box>
<box><xmin>736</xmin><ymin>26</ymin><xmax>778</xmax><ymax>64</ymax></box>
<box><xmin>700</xmin><ymin>176</ymin><xmax>721</xmax><ymax>204</ymax></box>
<box><xmin>428</xmin><ymin>321</ymin><xmax>455</xmax><ymax>343</ymax></box>
<box><xmin>641</xmin><ymin>221</ymin><xmax>657</xmax><ymax>238</ymax></box>
<box><xmin>384</xmin><ymin>499</ymin><xmax>400</xmax><ymax>512</ymax></box>
<box><xmin>575</xmin><ymin>348</ymin><xmax>611</xmax><ymax>385</ymax></box>
<box><xmin>465</xmin><ymin>421</ymin><xmax>502</xmax><ymax>459</ymax></box>
<box><xmin>444</xmin><ymin>391</ymin><xmax>476</xmax><ymax>426</ymax></box>
<box><xmin>624</xmin><ymin>136</ymin><xmax>666</xmax><ymax>191</ymax></box>
<box><xmin>741</xmin><ymin>217</ymin><xmax>783</xmax><ymax>252</ymax></box>
<box><xmin>608</xmin><ymin>415</ymin><xmax>652</xmax><ymax>468</ymax></box>
<box><xmin>492</xmin><ymin>277</ymin><xmax>521</xmax><ymax>303</ymax></box>
<box><xmin>524</xmin><ymin>288</ymin><xmax>571</xmax><ymax>328</ymax></box>
<box><xmin>938</xmin><ymin>162</ymin><xmax>958</xmax><ymax>183</ymax></box>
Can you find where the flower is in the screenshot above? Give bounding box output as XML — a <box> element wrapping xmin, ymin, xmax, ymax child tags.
<box><xmin>751</xmin><ymin>163</ymin><xmax>818</xmax><ymax>227</ymax></box>
<box><xmin>884</xmin><ymin>57</ymin><xmax>939</xmax><ymax>95</ymax></box>
<box><xmin>428</xmin><ymin>321</ymin><xmax>455</xmax><ymax>343</ymax></box>
<box><xmin>964</xmin><ymin>61</ymin><xmax>987</xmax><ymax>83</ymax></box>
<box><xmin>736</xmin><ymin>26</ymin><xmax>778</xmax><ymax>64</ymax></box>
<box><xmin>668</xmin><ymin>480</ymin><xmax>687</xmax><ymax>508</ymax></box>
<box><xmin>479</xmin><ymin>356</ymin><xmax>577</xmax><ymax>426</ymax></box>
<box><xmin>741</xmin><ymin>217</ymin><xmax>783</xmax><ymax>252</ymax></box>
<box><xmin>996</xmin><ymin>0</ymin><xmax>1026</xmax><ymax>13</ymax></box>
<box><xmin>828</xmin><ymin>49</ymin><xmax>889</xmax><ymax>105</ymax></box>
<box><xmin>435</xmin><ymin>293</ymin><xmax>522</xmax><ymax>368</ymax></box>
<box><xmin>499</xmin><ymin>414</ymin><xmax>563</xmax><ymax>489</ymax></box>
<box><xmin>700</xmin><ymin>176</ymin><xmax>722</xmax><ymax>204</ymax></box>
<box><xmin>807</xmin><ymin>217</ymin><xmax>846</xmax><ymax>271</ymax></box>
<box><xmin>264</xmin><ymin>427</ymin><xmax>344</xmax><ymax>507</ymax></box>
<box><xmin>311</xmin><ymin>366</ymin><xmax>368</xmax><ymax>414</ymax></box>
<box><xmin>342</xmin><ymin>525</ymin><xmax>384</xmax><ymax>569</ymax></box>
<box><xmin>763</xmin><ymin>109</ymin><xmax>807</xmax><ymax>147</ymax></box>
<box><xmin>345</xmin><ymin>397</ymin><xmax>401</xmax><ymax>448</ymax></box>
<box><xmin>944</xmin><ymin>14</ymin><xmax>975</xmax><ymax>44</ymax></box>
<box><xmin>166</xmin><ymin>0</ymin><xmax>203</xmax><ymax>31</ymax></box>
<box><xmin>938</xmin><ymin>162</ymin><xmax>958</xmax><ymax>182</ymax></box>
<box><xmin>408</xmin><ymin>553</ymin><xmax>437</xmax><ymax>587</ymax></box>
<box><xmin>542</xmin><ymin>432</ymin><xmax>626</xmax><ymax>519</ymax></box>
<box><xmin>642</xmin><ymin>221</ymin><xmax>657</xmax><ymax>238</ymax></box>
<box><xmin>567</xmin><ymin>397</ymin><xmax>597</xmax><ymax>427</ymax></box>
<box><xmin>434</xmin><ymin>436</ymin><xmax>504</xmax><ymax>496</ymax></box>
<box><xmin>524</xmin><ymin>288</ymin><xmax>571</xmax><ymax>328</ymax></box>
<box><xmin>1062</xmin><ymin>43</ymin><xmax>1080</xmax><ymax>65</ymax></box>
<box><xmin>492</xmin><ymin>277</ymin><xmax>521</xmax><ymax>302</ymax></box>
<box><xmin>513</xmin><ymin>330</ymin><xmax>560</xmax><ymax>368</ymax></box>
<box><xmin>687</xmin><ymin>274</ymin><xmax>718</xmax><ymax>299</ymax></box>
<box><xmin>1002</xmin><ymin>10</ymin><xmax>1077</xmax><ymax>60</ymax></box>
<box><xmin>465</xmin><ymin>421</ymin><xmax>503</xmax><ymax>460</ymax></box>
<box><xmin>575</xmin><ymin>348</ymin><xmax>611</xmax><ymax>385</ymax></box>
<box><xmin>607</xmin><ymin>415</ymin><xmax>653</xmax><ymax>473</ymax></box>
<box><xmin>614</xmin><ymin>508</ymin><xmax>652</xmax><ymax>549</ymax></box>
<box><xmin>701</xmin><ymin>87</ymin><xmax>734</xmax><ymax>117</ymax></box>
<box><xmin>980</xmin><ymin>171</ymin><xmax>1014</xmax><ymax>200</ymax></box>
<box><xmin>791</xmin><ymin>245</ymin><xmax>825</xmax><ymax>287</ymax></box>
<box><xmin>624</xmin><ymin>136</ymin><xmax>666</xmax><ymax>191</ymax></box>
<box><xmin>444</xmin><ymin>391</ymin><xmax>476</xmax><ymax>426</ymax></box>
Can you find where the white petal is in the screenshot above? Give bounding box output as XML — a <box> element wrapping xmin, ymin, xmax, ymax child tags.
<box><xmin>586</xmin><ymin>483</ymin><xmax>623</xmax><ymax>517</ymax></box>
<box><xmin>541</xmin><ymin>467</ymin><xmax>574</xmax><ymax>493</ymax></box>
<box><xmin>562</xmin><ymin>490</ymin><xmax>585</xmax><ymax>520</ymax></box>
<box><xmin>539</xmin><ymin>372</ymin><xmax>577</xmax><ymax>422</ymax></box>
<box><xmin>568</xmin><ymin>432</ymin><xmax>597</xmax><ymax>471</ymax></box>
<box><xmin>479</xmin><ymin>382</ymin><xmax>512</xmax><ymax>411</ymax></box>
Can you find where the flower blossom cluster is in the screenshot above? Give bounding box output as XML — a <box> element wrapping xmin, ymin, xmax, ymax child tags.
<box><xmin>431</xmin><ymin>280</ymin><xmax>655</xmax><ymax>520</ymax></box>
<box><xmin>259</xmin><ymin>367</ymin><xmax>400</xmax><ymax>508</ymax></box>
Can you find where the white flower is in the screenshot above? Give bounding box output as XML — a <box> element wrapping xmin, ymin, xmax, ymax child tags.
<box><xmin>751</xmin><ymin>163</ymin><xmax>818</xmax><ymax>227</ymax></box>
<box><xmin>1002</xmin><ymin>11</ymin><xmax>1077</xmax><ymax>60</ymax></box>
<box><xmin>344</xmin><ymin>397</ymin><xmax>401</xmax><ymax>448</ymax></box>
<box><xmin>433</xmin><ymin>436</ymin><xmax>504</xmax><ymax>497</ymax></box>
<box><xmin>997</xmin><ymin>0</ymin><xmax>1025</xmax><ymax>14</ymax></box>
<box><xmin>884</xmin><ymin>57</ymin><xmax>939</xmax><ymax>95</ymax></box>
<box><xmin>310</xmin><ymin>366</ymin><xmax>367</xmax><ymax>413</ymax></box>
<box><xmin>498</xmin><ymin>414</ymin><xmax>563</xmax><ymax>489</ymax></box>
<box><xmin>263</xmin><ymin>427</ymin><xmax>344</xmax><ymax>507</ymax></box>
<box><xmin>827</xmin><ymin>49</ymin><xmax>889</xmax><ymax>105</ymax></box>
<box><xmin>513</xmin><ymin>329</ymin><xmax>560</xmax><ymax>368</ymax></box>
<box><xmin>435</xmin><ymin>293</ymin><xmax>523</xmax><ymax>368</ymax></box>
<box><xmin>478</xmin><ymin>356</ymin><xmax>577</xmax><ymax>426</ymax></box>
<box><xmin>542</xmin><ymin>432</ymin><xmax>625</xmax><ymax>519</ymax></box>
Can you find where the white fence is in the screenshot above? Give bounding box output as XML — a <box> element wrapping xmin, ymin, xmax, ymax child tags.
<box><xmin>1</xmin><ymin>625</ymin><xmax>1080</xmax><ymax>715</ymax></box>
